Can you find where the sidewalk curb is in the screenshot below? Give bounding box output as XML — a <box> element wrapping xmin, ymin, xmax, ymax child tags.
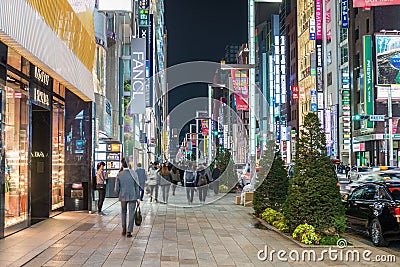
<box><xmin>254</xmin><ymin>216</ymin><xmax>364</xmax><ymax>249</ymax></box>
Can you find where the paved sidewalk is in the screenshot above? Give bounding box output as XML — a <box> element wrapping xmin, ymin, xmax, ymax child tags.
<box><xmin>0</xmin><ymin>187</ymin><xmax>399</xmax><ymax>266</ymax></box>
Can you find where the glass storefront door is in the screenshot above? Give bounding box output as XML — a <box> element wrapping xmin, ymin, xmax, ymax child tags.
<box><xmin>3</xmin><ymin>71</ymin><xmax>29</xmax><ymax>232</ymax></box>
<box><xmin>51</xmin><ymin>100</ymin><xmax>65</xmax><ymax>211</ymax></box>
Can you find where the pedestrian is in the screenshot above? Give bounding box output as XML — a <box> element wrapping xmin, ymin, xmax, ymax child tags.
<box><xmin>170</xmin><ymin>166</ymin><xmax>181</xmax><ymax>196</ymax></box>
<box><xmin>96</xmin><ymin>161</ymin><xmax>107</xmax><ymax>215</ymax></box>
<box><xmin>212</xmin><ymin>164</ymin><xmax>221</xmax><ymax>196</ymax></box>
<box><xmin>147</xmin><ymin>162</ymin><xmax>160</xmax><ymax>202</ymax></box>
<box><xmin>184</xmin><ymin>164</ymin><xmax>196</xmax><ymax>205</ymax></box>
<box><xmin>114</xmin><ymin>158</ymin><xmax>140</xmax><ymax>237</ymax></box>
<box><xmin>196</xmin><ymin>168</ymin><xmax>209</xmax><ymax>205</ymax></box>
<box><xmin>345</xmin><ymin>164</ymin><xmax>351</xmax><ymax>179</ymax></box>
<box><xmin>159</xmin><ymin>163</ymin><xmax>172</xmax><ymax>203</ymax></box>
<box><xmin>135</xmin><ymin>163</ymin><xmax>147</xmax><ymax>201</ymax></box>
<box><xmin>204</xmin><ymin>163</ymin><xmax>213</xmax><ymax>191</ymax></box>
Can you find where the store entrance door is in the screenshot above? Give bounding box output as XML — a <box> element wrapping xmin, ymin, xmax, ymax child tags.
<box><xmin>31</xmin><ymin>105</ymin><xmax>51</xmax><ymax>224</ymax></box>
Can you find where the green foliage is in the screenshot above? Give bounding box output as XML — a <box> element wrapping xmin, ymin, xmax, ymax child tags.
<box><xmin>219</xmin><ymin>184</ymin><xmax>228</xmax><ymax>193</ymax></box>
<box><xmin>283</xmin><ymin>112</ymin><xmax>346</xmax><ymax>235</ymax></box>
<box><xmin>253</xmin><ymin>151</ymin><xmax>288</xmax><ymax>215</ymax></box>
<box><xmin>292</xmin><ymin>223</ymin><xmax>321</xmax><ymax>245</ymax></box>
<box><xmin>319</xmin><ymin>235</ymin><xmax>342</xmax><ymax>246</ymax></box>
<box><xmin>273</xmin><ymin>221</ymin><xmax>289</xmax><ymax>232</ymax></box>
<box><xmin>261</xmin><ymin>208</ymin><xmax>289</xmax><ymax>232</ymax></box>
<box><xmin>212</xmin><ymin>148</ymin><xmax>237</xmax><ymax>190</ymax></box>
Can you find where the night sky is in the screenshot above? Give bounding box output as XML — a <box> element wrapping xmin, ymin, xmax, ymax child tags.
<box><xmin>164</xmin><ymin>0</ymin><xmax>248</xmax><ymax>111</ymax></box>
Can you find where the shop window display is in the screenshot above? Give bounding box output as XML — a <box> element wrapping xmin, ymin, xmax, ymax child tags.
<box><xmin>51</xmin><ymin>100</ymin><xmax>65</xmax><ymax>210</ymax></box>
<box><xmin>3</xmin><ymin>72</ymin><xmax>29</xmax><ymax>228</ymax></box>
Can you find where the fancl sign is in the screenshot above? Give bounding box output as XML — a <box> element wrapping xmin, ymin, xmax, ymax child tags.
<box><xmin>130</xmin><ymin>38</ymin><xmax>146</xmax><ymax>114</ymax></box>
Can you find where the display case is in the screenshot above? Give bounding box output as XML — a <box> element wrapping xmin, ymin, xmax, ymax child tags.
<box><xmin>95</xmin><ymin>142</ymin><xmax>122</xmax><ymax>197</ymax></box>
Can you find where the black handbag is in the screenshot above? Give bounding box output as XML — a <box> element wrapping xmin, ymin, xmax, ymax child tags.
<box><xmin>134</xmin><ymin>203</ymin><xmax>142</xmax><ymax>226</ymax></box>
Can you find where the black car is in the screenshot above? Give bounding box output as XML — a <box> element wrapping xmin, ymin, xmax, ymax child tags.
<box><xmin>342</xmin><ymin>182</ymin><xmax>400</xmax><ymax>246</ymax></box>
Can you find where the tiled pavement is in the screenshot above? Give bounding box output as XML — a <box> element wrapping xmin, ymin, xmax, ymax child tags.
<box><xmin>0</xmin><ymin>187</ymin><xmax>400</xmax><ymax>267</ymax></box>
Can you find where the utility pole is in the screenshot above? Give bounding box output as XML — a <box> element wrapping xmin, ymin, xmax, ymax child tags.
<box><xmin>388</xmin><ymin>85</ymin><xmax>394</xmax><ymax>166</ymax></box>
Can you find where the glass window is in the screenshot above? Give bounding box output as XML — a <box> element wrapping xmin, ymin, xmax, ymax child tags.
<box><xmin>7</xmin><ymin>48</ymin><xmax>22</xmax><ymax>71</ymax></box>
<box><xmin>3</xmin><ymin>71</ymin><xmax>29</xmax><ymax>229</ymax></box>
<box><xmin>350</xmin><ymin>187</ymin><xmax>364</xmax><ymax>200</ymax></box>
<box><xmin>51</xmin><ymin>101</ymin><xmax>65</xmax><ymax>210</ymax></box>
<box><xmin>363</xmin><ymin>186</ymin><xmax>377</xmax><ymax>200</ymax></box>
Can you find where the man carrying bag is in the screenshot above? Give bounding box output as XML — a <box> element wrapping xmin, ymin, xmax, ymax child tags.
<box><xmin>115</xmin><ymin>158</ymin><xmax>141</xmax><ymax>237</ymax></box>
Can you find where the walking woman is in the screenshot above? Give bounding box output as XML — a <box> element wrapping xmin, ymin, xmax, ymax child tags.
<box><xmin>96</xmin><ymin>161</ymin><xmax>107</xmax><ymax>215</ymax></box>
<box><xmin>159</xmin><ymin>163</ymin><xmax>172</xmax><ymax>203</ymax></box>
<box><xmin>147</xmin><ymin>162</ymin><xmax>160</xmax><ymax>202</ymax></box>
<box><xmin>170</xmin><ymin>166</ymin><xmax>180</xmax><ymax>196</ymax></box>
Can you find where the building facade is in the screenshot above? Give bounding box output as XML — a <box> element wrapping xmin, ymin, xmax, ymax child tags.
<box><xmin>0</xmin><ymin>0</ymin><xmax>95</xmax><ymax>237</ymax></box>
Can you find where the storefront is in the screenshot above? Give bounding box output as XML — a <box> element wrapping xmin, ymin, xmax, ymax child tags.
<box><xmin>0</xmin><ymin>43</ymin><xmax>68</xmax><ymax>236</ymax></box>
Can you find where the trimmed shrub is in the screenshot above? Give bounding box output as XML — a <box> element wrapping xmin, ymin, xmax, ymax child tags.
<box><xmin>253</xmin><ymin>151</ymin><xmax>288</xmax><ymax>215</ymax></box>
<box><xmin>283</xmin><ymin>112</ymin><xmax>346</xmax><ymax>235</ymax></box>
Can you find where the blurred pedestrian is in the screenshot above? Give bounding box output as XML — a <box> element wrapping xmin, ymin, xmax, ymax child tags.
<box><xmin>159</xmin><ymin>163</ymin><xmax>172</xmax><ymax>203</ymax></box>
<box><xmin>135</xmin><ymin>163</ymin><xmax>147</xmax><ymax>201</ymax></box>
<box><xmin>115</xmin><ymin>159</ymin><xmax>140</xmax><ymax>237</ymax></box>
<box><xmin>170</xmin><ymin>166</ymin><xmax>180</xmax><ymax>196</ymax></box>
<box><xmin>184</xmin><ymin>164</ymin><xmax>196</xmax><ymax>205</ymax></box>
<box><xmin>96</xmin><ymin>161</ymin><xmax>107</xmax><ymax>215</ymax></box>
<box><xmin>196</xmin><ymin>168</ymin><xmax>209</xmax><ymax>205</ymax></box>
<box><xmin>212</xmin><ymin>164</ymin><xmax>221</xmax><ymax>196</ymax></box>
<box><xmin>147</xmin><ymin>162</ymin><xmax>160</xmax><ymax>202</ymax></box>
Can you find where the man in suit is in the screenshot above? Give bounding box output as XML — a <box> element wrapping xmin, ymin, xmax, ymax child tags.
<box><xmin>115</xmin><ymin>158</ymin><xmax>140</xmax><ymax>237</ymax></box>
<box><xmin>135</xmin><ymin>163</ymin><xmax>147</xmax><ymax>201</ymax></box>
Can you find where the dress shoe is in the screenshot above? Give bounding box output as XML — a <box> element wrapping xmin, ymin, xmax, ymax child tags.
<box><xmin>122</xmin><ymin>229</ymin><xmax>126</xmax><ymax>235</ymax></box>
<box><xmin>126</xmin><ymin>232</ymin><xmax>132</xmax><ymax>237</ymax></box>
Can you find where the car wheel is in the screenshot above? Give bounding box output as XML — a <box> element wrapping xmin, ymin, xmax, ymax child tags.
<box><xmin>369</xmin><ymin>218</ymin><xmax>388</xmax><ymax>247</ymax></box>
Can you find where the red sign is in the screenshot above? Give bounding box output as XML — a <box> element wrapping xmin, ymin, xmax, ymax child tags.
<box><xmin>353</xmin><ymin>0</ymin><xmax>400</xmax><ymax>7</ymax></box>
<box><xmin>201</xmin><ymin>120</ymin><xmax>209</xmax><ymax>136</ymax></box>
<box><xmin>292</xmin><ymin>86</ymin><xmax>299</xmax><ymax>100</ymax></box>
<box><xmin>231</xmin><ymin>70</ymin><xmax>249</xmax><ymax>110</ymax></box>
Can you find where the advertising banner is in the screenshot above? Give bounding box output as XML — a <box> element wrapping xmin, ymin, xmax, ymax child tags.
<box><xmin>315</xmin><ymin>0</ymin><xmax>323</xmax><ymax>40</ymax></box>
<box><xmin>231</xmin><ymin>70</ymin><xmax>249</xmax><ymax>110</ymax></box>
<box><xmin>130</xmin><ymin>38</ymin><xmax>146</xmax><ymax>114</ymax></box>
<box><xmin>363</xmin><ymin>35</ymin><xmax>373</xmax><ymax>127</ymax></box>
<box><xmin>353</xmin><ymin>0</ymin><xmax>400</xmax><ymax>8</ymax></box>
<box><xmin>376</xmin><ymin>35</ymin><xmax>400</xmax><ymax>85</ymax></box>
<box><xmin>342</xmin><ymin>0</ymin><xmax>349</xmax><ymax>28</ymax></box>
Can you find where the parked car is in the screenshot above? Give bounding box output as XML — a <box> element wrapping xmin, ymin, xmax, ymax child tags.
<box><xmin>344</xmin><ymin>171</ymin><xmax>400</xmax><ymax>195</ymax></box>
<box><xmin>342</xmin><ymin>181</ymin><xmax>400</xmax><ymax>246</ymax></box>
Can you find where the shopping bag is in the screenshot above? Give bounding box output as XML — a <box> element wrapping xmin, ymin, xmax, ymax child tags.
<box><xmin>134</xmin><ymin>203</ymin><xmax>142</xmax><ymax>226</ymax></box>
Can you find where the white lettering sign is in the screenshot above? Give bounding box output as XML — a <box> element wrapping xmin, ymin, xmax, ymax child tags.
<box><xmin>34</xmin><ymin>67</ymin><xmax>50</xmax><ymax>86</ymax></box>
<box><xmin>34</xmin><ymin>88</ymin><xmax>50</xmax><ymax>107</ymax></box>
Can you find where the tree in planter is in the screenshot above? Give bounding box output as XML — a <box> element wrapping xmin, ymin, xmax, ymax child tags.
<box><xmin>253</xmin><ymin>151</ymin><xmax>288</xmax><ymax>216</ymax></box>
<box><xmin>283</xmin><ymin>112</ymin><xmax>346</xmax><ymax>235</ymax></box>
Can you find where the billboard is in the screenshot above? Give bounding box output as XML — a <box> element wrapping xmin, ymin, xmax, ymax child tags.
<box><xmin>363</xmin><ymin>35</ymin><xmax>373</xmax><ymax>128</ymax></box>
<box><xmin>353</xmin><ymin>0</ymin><xmax>400</xmax><ymax>8</ymax></box>
<box><xmin>376</xmin><ymin>35</ymin><xmax>400</xmax><ymax>85</ymax></box>
<box><xmin>231</xmin><ymin>70</ymin><xmax>249</xmax><ymax>110</ymax></box>
<box><xmin>98</xmin><ymin>0</ymin><xmax>132</xmax><ymax>12</ymax></box>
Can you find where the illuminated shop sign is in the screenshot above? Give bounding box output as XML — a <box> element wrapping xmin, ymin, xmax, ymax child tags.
<box><xmin>315</xmin><ymin>0</ymin><xmax>323</xmax><ymax>40</ymax></box>
<box><xmin>30</xmin><ymin>87</ymin><xmax>50</xmax><ymax>110</ymax></box>
<box><xmin>34</xmin><ymin>66</ymin><xmax>50</xmax><ymax>86</ymax></box>
<box><xmin>342</xmin><ymin>0</ymin><xmax>349</xmax><ymax>28</ymax></box>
